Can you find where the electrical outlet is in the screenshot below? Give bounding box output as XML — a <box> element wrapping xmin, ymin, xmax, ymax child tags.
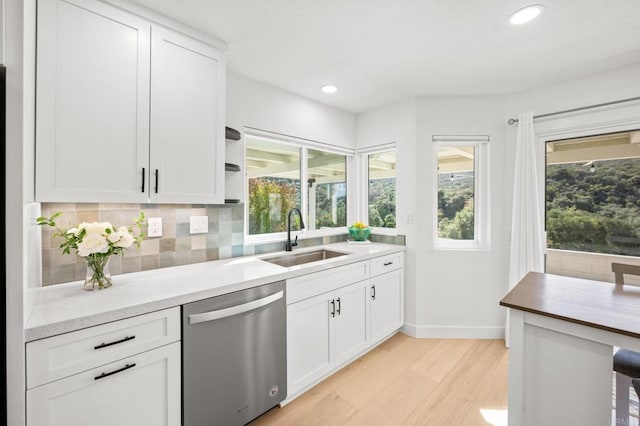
<box><xmin>190</xmin><ymin>216</ymin><xmax>209</xmax><ymax>234</ymax></box>
<box><xmin>147</xmin><ymin>217</ymin><xmax>162</xmax><ymax>237</ymax></box>
<box><xmin>406</xmin><ymin>213</ymin><xmax>414</xmax><ymax>224</ymax></box>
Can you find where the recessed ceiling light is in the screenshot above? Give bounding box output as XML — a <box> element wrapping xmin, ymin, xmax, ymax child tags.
<box><xmin>321</xmin><ymin>85</ymin><xmax>338</xmax><ymax>94</ymax></box>
<box><xmin>509</xmin><ymin>4</ymin><xmax>544</xmax><ymax>25</ymax></box>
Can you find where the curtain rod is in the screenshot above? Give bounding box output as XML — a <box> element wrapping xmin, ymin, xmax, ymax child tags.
<box><xmin>506</xmin><ymin>96</ymin><xmax>640</xmax><ymax>125</ymax></box>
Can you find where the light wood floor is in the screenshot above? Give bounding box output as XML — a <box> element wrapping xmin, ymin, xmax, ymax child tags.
<box><xmin>251</xmin><ymin>333</ymin><xmax>508</xmax><ymax>426</ymax></box>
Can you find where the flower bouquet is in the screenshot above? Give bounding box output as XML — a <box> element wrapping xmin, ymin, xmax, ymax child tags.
<box><xmin>348</xmin><ymin>221</ymin><xmax>371</xmax><ymax>241</ymax></box>
<box><xmin>37</xmin><ymin>212</ymin><xmax>145</xmax><ymax>290</ymax></box>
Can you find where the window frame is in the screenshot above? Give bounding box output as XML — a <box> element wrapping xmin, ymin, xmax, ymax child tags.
<box><xmin>433</xmin><ymin>135</ymin><xmax>490</xmax><ymax>250</ymax></box>
<box><xmin>358</xmin><ymin>144</ymin><xmax>398</xmax><ymax>236</ymax></box>
<box><xmin>244</xmin><ymin>129</ymin><xmax>354</xmax><ymax>245</ymax></box>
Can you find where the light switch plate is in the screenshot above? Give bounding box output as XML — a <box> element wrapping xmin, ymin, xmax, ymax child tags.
<box><xmin>148</xmin><ymin>217</ymin><xmax>162</xmax><ymax>237</ymax></box>
<box><xmin>190</xmin><ymin>216</ymin><xmax>208</xmax><ymax>234</ymax></box>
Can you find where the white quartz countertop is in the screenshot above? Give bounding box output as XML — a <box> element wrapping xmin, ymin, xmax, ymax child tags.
<box><xmin>25</xmin><ymin>242</ymin><xmax>404</xmax><ymax>341</ymax></box>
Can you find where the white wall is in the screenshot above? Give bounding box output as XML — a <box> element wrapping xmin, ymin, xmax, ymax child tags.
<box><xmin>225</xmin><ymin>72</ymin><xmax>357</xmax><ymax>203</ymax></box>
<box><xmin>356</xmin><ymin>98</ymin><xmax>417</xmax><ymax>326</ymax></box>
<box><xmin>226</xmin><ymin>72</ymin><xmax>356</xmax><ymax>149</ymax></box>
<box><xmin>357</xmin><ymin>96</ymin><xmax>509</xmax><ymax>339</ymax></box>
<box><xmin>356</xmin><ymin>63</ymin><xmax>640</xmax><ymax>341</ymax></box>
<box><xmin>413</xmin><ymin>96</ymin><xmax>508</xmax><ymax>338</ymax></box>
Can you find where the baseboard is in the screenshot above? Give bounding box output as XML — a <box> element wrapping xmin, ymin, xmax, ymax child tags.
<box><xmin>402</xmin><ymin>323</ymin><xmax>505</xmax><ymax>339</ymax></box>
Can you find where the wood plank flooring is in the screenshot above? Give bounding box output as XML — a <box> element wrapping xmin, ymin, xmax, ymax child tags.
<box><xmin>251</xmin><ymin>333</ymin><xmax>508</xmax><ymax>425</ymax></box>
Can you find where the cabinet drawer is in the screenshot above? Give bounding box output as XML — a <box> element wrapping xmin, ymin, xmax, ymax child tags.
<box><xmin>27</xmin><ymin>307</ymin><xmax>180</xmax><ymax>389</ymax></box>
<box><xmin>27</xmin><ymin>341</ymin><xmax>181</xmax><ymax>426</ymax></box>
<box><xmin>287</xmin><ymin>261</ymin><xmax>369</xmax><ymax>304</ymax></box>
<box><xmin>370</xmin><ymin>252</ymin><xmax>403</xmax><ymax>276</ymax></box>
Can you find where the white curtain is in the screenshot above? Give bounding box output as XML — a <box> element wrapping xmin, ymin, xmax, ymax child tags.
<box><xmin>505</xmin><ymin>111</ymin><xmax>545</xmax><ymax>347</ymax></box>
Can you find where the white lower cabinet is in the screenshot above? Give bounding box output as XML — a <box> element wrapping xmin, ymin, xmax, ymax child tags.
<box><xmin>27</xmin><ymin>342</ymin><xmax>181</xmax><ymax>426</ymax></box>
<box><xmin>370</xmin><ymin>269</ymin><xmax>404</xmax><ymax>345</ymax></box>
<box><xmin>333</xmin><ymin>282</ymin><xmax>369</xmax><ymax>365</ymax></box>
<box><xmin>26</xmin><ymin>307</ymin><xmax>181</xmax><ymax>426</ymax></box>
<box><xmin>286</xmin><ymin>251</ymin><xmax>405</xmax><ymax>400</ymax></box>
<box><xmin>287</xmin><ymin>281</ymin><xmax>368</xmax><ymax>396</ymax></box>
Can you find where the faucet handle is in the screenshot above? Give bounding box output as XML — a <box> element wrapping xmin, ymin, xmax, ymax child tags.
<box><xmin>292</xmin><ymin>235</ymin><xmax>298</xmax><ymax>247</ymax></box>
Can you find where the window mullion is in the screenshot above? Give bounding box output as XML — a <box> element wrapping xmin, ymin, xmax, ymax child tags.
<box><xmin>300</xmin><ymin>147</ymin><xmax>309</xmax><ymax>232</ymax></box>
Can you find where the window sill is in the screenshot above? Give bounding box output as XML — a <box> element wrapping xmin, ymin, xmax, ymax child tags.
<box><xmin>434</xmin><ymin>239</ymin><xmax>489</xmax><ymax>251</ymax></box>
<box><xmin>244</xmin><ymin>227</ymin><xmax>348</xmax><ymax>246</ymax></box>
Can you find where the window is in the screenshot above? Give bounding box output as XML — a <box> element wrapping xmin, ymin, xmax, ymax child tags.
<box><xmin>246</xmin><ymin>137</ymin><xmax>301</xmax><ymax>235</ymax></box>
<box><xmin>367</xmin><ymin>150</ymin><xmax>396</xmax><ymax>228</ymax></box>
<box><xmin>545</xmin><ymin>130</ymin><xmax>640</xmax><ymax>257</ymax></box>
<box><xmin>307</xmin><ymin>149</ymin><xmax>347</xmax><ymax>230</ymax></box>
<box><xmin>245</xmin><ymin>132</ymin><xmax>351</xmax><ymax>239</ymax></box>
<box><xmin>434</xmin><ymin>136</ymin><xmax>488</xmax><ymax>249</ymax></box>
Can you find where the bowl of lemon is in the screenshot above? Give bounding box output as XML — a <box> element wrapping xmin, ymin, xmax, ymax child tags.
<box><xmin>348</xmin><ymin>222</ymin><xmax>371</xmax><ymax>241</ymax></box>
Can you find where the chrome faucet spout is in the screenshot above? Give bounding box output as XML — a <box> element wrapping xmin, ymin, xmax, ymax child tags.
<box><xmin>286</xmin><ymin>208</ymin><xmax>305</xmax><ymax>251</ymax></box>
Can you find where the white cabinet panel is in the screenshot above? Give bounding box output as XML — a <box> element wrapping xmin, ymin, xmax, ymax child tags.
<box><xmin>149</xmin><ymin>26</ymin><xmax>225</xmax><ymax>204</ymax></box>
<box><xmin>27</xmin><ymin>342</ymin><xmax>181</xmax><ymax>426</ymax></box>
<box><xmin>35</xmin><ymin>1</ymin><xmax>226</xmax><ymax>204</ymax></box>
<box><xmin>36</xmin><ymin>0</ymin><xmax>150</xmax><ymax>202</ymax></box>
<box><xmin>27</xmin><ymin>307</ymin><xmax>180</xmax><ymax>389</ymax></box>
<box><xmin>334</xmin><ymin>281</ymin><xmax>368</xmax><ymax>366</ymax></box>
<box><xmin>287</xmin><ymin>293</ymin><xmax>333</xmax><ymax>394</ymax></box>
<box><xmin>370</xmin><ymin>269</ymin><xmax>404</xmax><ymax>344</ymax></box>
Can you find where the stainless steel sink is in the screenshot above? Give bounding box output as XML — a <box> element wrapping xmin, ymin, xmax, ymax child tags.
<box><xmin>262</xmin><ymin>249</ymin><xmax>347</xmax><ymax>267</ymax></box>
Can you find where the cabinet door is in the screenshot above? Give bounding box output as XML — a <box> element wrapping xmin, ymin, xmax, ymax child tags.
<box><xmin>287</xmin><ymin>293</ymin><xmax>333</xmax><ymax>396</ymax></box>
<box><xmin>370</xmin><ymin>270</ymin><xmax>404</xmax><ymax>344</ymax></box>
<box><xmin>149</xmin><ymin>26</ymin><xmax>225</xmax><ymax>204</ymax></box>
<box><xmin>27</xmin><ymin>342</ymin><xmax>181</xmax><ymax>426</ymax></box>
<box><xmin>36</xmin><ymin>0</ymin><xmax>150</xmax><ymax>203</ymax></box>
<box><xmin>333</xmin><ymin>281</ymin><xmax>369</xmax><ymax>366</ymax></box>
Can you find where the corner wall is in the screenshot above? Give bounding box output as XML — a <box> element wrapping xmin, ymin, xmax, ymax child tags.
<box><xmin>356</xmin><ymin>98</ymin><xmax>418</xmax><ymax>328</ymax></box>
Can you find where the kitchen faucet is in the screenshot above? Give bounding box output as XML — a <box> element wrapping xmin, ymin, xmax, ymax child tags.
<box><xmin>286</xmin><ymin>208</ymin><xmax>305</xmax><ymax>251</ymax></box>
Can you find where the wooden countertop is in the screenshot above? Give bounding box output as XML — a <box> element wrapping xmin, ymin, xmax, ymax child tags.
<box><xmin>500</xmin><ymin>272</ymin><xmax>640</xmax><ymax>339</ymax></box>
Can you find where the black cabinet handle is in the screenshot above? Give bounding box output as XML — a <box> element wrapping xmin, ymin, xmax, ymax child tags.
<box><xmin>141</xmin><ymin>168</ymin><xmax>145</xmax><ymax>193</ymax></box>
<box><xmin>371</xmin><ymin>285</ymin><xmax>376</xmax><ymax>300</ymax></box>
<box><xmin>330</xmin><ymin>299</ymin><xmax>335</xmax><ymax>317</ymax></box>
<box><xmin>154</xmin><ymin>169</ymin><xmax>159</xmax><ymax>194</ymax></box>
<box><xmin>336</xmin><ymin>297</ymin><xmax>341</xmax><ymax>315</ymax></box>
<box><xmin>94</xmin><ymin>363</ymin><xmax>136</xmax><ymax>381</ymax></box>
<box><xmin>94</xmin><ymin>335</ymin><xmax>136</xmax><ymax>350</ymax></box>
<box><xmin>384</xmin><ymin>261</ymin><xmax>393</xmax><ymax>266</ymax></box>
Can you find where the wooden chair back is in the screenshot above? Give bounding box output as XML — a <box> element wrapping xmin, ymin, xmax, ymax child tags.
<box><xmin>612</xmin><ymin>263</ymin><xmax>640</xmax><ymax>286</ymax></box>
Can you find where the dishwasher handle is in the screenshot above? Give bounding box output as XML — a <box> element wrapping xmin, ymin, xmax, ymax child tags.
<box><xmin>188</xmin><ymin>290</ymin><xmax>284</xmax><ymax>325</ymax></box>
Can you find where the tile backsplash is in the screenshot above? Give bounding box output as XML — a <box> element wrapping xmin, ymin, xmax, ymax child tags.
<box><xmin>40</xmin><ymin>203</ymin><xmax>246</xmax><ymax>286</ymax></box>
<box><xmin>40</xmin><ymin>203</ymin><xmax>357</xmax><ymax>286</ymax></box>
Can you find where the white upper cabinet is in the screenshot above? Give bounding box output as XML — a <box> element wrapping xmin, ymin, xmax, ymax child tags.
<box><xmin>35</xmin><ymin>0</ymin><xmax>226</xmax><ymax>204</ymax></box>
<box><xmin>149</xmin><ymin>26</ymin><xmax>225</xmax><ymax>204</ymax></box>
<box><xmin>36</xmin><ymin>0</ymin><xmax>150</xmax><ymax>203</ymax></box>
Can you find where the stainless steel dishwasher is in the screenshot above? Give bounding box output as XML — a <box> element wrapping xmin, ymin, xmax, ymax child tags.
<box><xmin>182</xmin><ymin>281</ymin><xmax>286</xmax><ymax>426</ymax></box>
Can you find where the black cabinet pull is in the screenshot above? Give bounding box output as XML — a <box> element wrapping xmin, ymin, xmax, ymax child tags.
<box><xmin>141</xmin><ymin>168</ymin><xmax>145</xmax><ymax>193</ymax></box>
<box><xmin>94</xmin><ymin>335</ymin><xmax>136</xmax><ymax>350</ymax></box>
<box><xmin>330</xmin><ymin>299</ymin><xmax>335</xmax><ymax>317</ymax></box>
<box><xmin>336</xmin><ymin>297</ymin><xmax>341</xmax><ymax>315</ymax></box>
<box><xmin>154</xmin><ymin>169</ymin><xmax>159</xmax><ymax>193</ymax></box>
<box><xmin>94</xmin><ymin>363</ymin><xmax>136</xmax><ymax>381</ymax></box>
<box><xmin>371</xmin><ymin>285</ymin><xmax>376</xmax><ymax>300</ymax></box>
<box><xmin>384</xmin><ymin>261</ymin><xmax>393</xmax><ymax>266</ymax></box>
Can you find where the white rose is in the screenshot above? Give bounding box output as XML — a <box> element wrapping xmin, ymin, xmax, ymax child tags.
<box><xmin>66</xmin><ymin>227</ymin><xmax>79</xmax><ymax>236</ymax></box>
<box><xmin>77</xmin><ymin>233</ymin><xmax>109</xmax><ymax>257</ymax></box>
<box><xmin>79</xmin><ymin>221</ymin><xmax>112</xmax><ymax>236</ymax></box>
<box><xmin>106</xmin><ymin>231</ymin><xmax>120</xmax><ymax>243</ymax></box>
<box><xmin>114</xmin><ymin>226</ymin><xmax>134</xmax><ymax>248</ymax></box>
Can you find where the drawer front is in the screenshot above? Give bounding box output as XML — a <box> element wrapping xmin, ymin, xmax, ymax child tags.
<box><xmin>27</xmin><ymin>307</ymin><xmax>180</xmax><ymax>389</ymax></box>
<box><xmin>287</xmin><ymin>261</ymin><xmax>369</xmax><ymax>304</ymax></box>
<box><xmin>370</xmin><ymin>252</ymin><xmax>403</xmax><ymax>277</ymax></box>
<box><xmin>27</xmin><ymin>342</ymin><xmax>181</xmax><ymax>426</ymax></box>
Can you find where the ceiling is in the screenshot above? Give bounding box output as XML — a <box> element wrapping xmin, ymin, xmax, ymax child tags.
<box><xmin>132</xmin><ymin>0</ymin><xmax>640</xmax><ymax>113</ymax></box>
